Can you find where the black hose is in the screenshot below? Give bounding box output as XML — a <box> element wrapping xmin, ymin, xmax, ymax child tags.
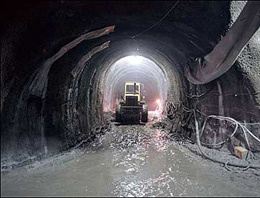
<box><xmin>193</xmin><ymin>110</ymin><xmax>260</xmax><ymax>170</ymax></box>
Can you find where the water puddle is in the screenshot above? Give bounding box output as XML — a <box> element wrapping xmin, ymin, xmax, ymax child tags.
<box><xmin>1</xmin><ymin>122</ymin><xmax>259</xmax><ymax>196</ymax></box>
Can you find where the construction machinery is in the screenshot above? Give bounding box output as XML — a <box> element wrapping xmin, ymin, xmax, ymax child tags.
<box><xmin>115</xmin><ymin>82</ymin><xmax>148</xmax><ymax>123</ymax></box>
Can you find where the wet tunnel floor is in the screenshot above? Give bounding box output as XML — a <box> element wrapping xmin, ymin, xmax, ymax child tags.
<box><xmin>1</xmin><ymin>121</ymin><xmax>260</xmax><ymax>197</ymax></box>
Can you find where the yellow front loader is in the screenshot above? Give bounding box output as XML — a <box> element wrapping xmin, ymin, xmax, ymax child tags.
<box><xmin>115</xmin><ymin>82</ymin><xmax>148</xmax><ymax>123</ymax></box>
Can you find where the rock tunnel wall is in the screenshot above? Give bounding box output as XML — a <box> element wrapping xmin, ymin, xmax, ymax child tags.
<box><xmin>1</xmin><ymin>1</ymin><xmax>260</xmax><ymax>164</ymax></box>
<box><xmin>230</xmin><ymin>1</ymin><xmax>260</xmax><ymax>105</ymax></box>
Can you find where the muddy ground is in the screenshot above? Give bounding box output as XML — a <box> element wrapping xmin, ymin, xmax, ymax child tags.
<box><xmin>1</xmin><ymin>113</ymin><xmax>260</xmax><ymax>197</ymax></box>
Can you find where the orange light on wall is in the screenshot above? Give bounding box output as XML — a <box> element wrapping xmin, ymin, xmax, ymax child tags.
<box><xmin>155</xmin><ymin>99</ymin><xmax>163</xmax><ymax>114</ymax></box>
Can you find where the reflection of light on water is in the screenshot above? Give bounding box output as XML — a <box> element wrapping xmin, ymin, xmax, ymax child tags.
<box><xmin>113</xmin><ymin>171</ymin><xmax>176</xmax><ymax>197</ymax></box>
<box><xmin>153</xmin><ymin>129</ymin><xmax>167</xmax><ymax>151</ymax></box>
<box><xmin>154</xmin><ymin>129</ymin><xmax>162</xmax><ymax>139</ymax></box>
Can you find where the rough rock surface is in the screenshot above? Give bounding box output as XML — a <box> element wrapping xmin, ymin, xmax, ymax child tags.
<box><xmin>230</xmin><ymin>1</ymin><xmax>260</xmax><ymax>104</ymax></box>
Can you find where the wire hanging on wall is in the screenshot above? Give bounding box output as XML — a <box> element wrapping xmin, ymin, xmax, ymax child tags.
<box><xmin>131</xmin><ymin>0</ymin><xmax>180</xmax><ymax>39</ymax></box>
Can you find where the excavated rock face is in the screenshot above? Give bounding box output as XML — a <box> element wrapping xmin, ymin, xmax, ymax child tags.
<box><xmin>1</xmin><ymin>1</ymin><xmax>259</xmax><ymax>163</ymax></box>
<box><xmin>230</xmin><ymin>1</ymin><xmax>260</xmax><ymax>104</ymax></box>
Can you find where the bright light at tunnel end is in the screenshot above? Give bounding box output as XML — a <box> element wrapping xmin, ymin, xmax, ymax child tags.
<box><xmin>126</xmin><ymin>55</ymin><xmax>143</xmax><ymax>65</ymax></box>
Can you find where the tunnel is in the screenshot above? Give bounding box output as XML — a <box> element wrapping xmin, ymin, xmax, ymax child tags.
<box><xmin>1</xmin><ymin>1</ymin><xmax>260</xmax><ymax>196</ymax></box>
<box><xmin>103</xmin><ymin>55</ymin><xmax>168</xmax><ymax>112</ymax></box>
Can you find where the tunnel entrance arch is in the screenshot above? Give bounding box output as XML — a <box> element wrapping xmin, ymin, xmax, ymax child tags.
<box><xmin>103</xmin><ymin>55</ymin><xmax>168</xmax><ymax>116</ymax></box>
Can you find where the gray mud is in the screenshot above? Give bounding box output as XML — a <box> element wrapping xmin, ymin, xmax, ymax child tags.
<box><xmin>1</xmin><ymin>116</ymin><xmax>260</xmax><ymax>197</ymax></box>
